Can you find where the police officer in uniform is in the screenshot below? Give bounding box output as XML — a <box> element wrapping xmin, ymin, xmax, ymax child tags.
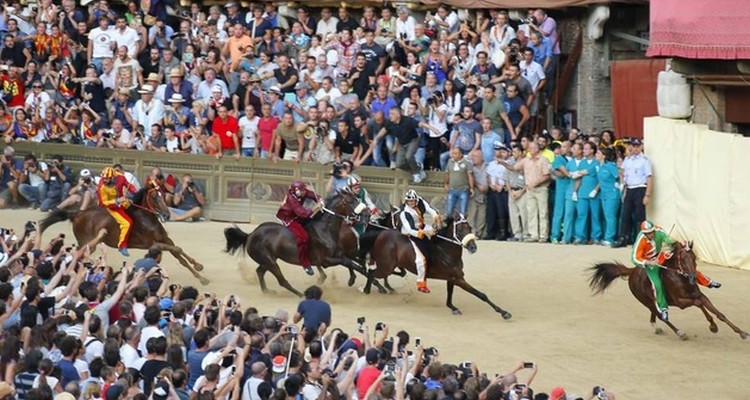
<box><xmin>613</xmin><ymin>138</ymin><xmax>652</xmax><ymax>248</ymax></box>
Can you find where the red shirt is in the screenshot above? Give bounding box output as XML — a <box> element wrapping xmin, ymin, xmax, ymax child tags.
<box><xmin>1</xmin><ymin>75</ymin><xmax>24</xmax><ymax>108</ymax></box>
<box><xmin>212</xmin><ymin>115</ymin><xmax>240</xmax><ymax>150</ymax></box>
<box><xmin>356</xmin><ymin>365</ymin><xmax>380</xmax><ymax>399</ymax></box>
<box><xmin>258</xmin><ymin>116</ymin><xmax>280</xmax><ymax>151</ymax></box>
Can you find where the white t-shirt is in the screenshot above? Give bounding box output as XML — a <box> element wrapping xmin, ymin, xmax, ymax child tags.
<box><xmin>27</xmin><ymin>162</ymin><xmax>48</xmax><ymax>187</ymax></box>
<box><xmin>24</xmin><ymin>91</ymin><xmax>51</xmax><ymax>118</ymax></box>
<box><xmin>316</xmin><ymin>17</ymin><xmax>339</xmax><ymax>40</ymax></box>
<box><xmin>519</xmin><ymin>61</ymin><xmax>546</xmax><ymax>92</ymax></box>
<box><xmin>165</xmin><ymin>136</ymin><xmax>181</xmax><ymax>152</ymax></box>
<box><xmin>239</xmin><ymin>115</ymin><xmax>259</xmax><ymax>149</ymax></box>
<box><xmin>138</xmin><ymin>326</ymin><xmax>165</xmax><ymax>356</ymax></box>
<box><xmin>120</xmin><ymin>343</ymin><xmax>140</xmax><ymax>369</ymax></box>
<box><xmin>396</xmin><ymin>16</ymin><xmax>417</xmax><ymax>41</ymax></box>
<box><xmin>83</xmin><ymin>336</ymin><xmax>104</xmax><ymax>363</ymax></box>
<box><xmin>89</xmin><ymin>26</ymin><xmax>115</xmax><ymax>59</ymax></box>
<box><xmin>428</xmin><ymin>104</ymin><xmax>449</xmax><ymax>137</ymax></box>
<box><xmin>111</xmin><ymin>27</ymin><xmax>141</xmax><ymax>57</ymax></box>
<box><xmin>33</xmin><ymin>375</ymin><xmax>59</xmax><ymax>390</ymax></box>
<box><xmin>315</xmin><ymin>88</ymin><xmax>342</xmax><ymax>103</ymax></box>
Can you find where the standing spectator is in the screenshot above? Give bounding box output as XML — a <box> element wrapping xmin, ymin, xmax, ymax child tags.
<box><xmin>501</xmin><ymin>83</ymin><xmax>530</xmax><ymax>141</ymax></box>
<box><xmin>293</xmin><ymin>285</ymin><xmax>331</xmax><ymax>339</ymax></box>
<box><xmin>336</xmin><ymin>7</ymin><xmax>359</xmax><ymax>33</ymax></box>
<box><xmin>529</xmin><ymin>9</ymin><xmax>559</xmax><ymax>97</ymax></box>
<box><xmin>574</xmin><ymin>142</ymin><xmax>602</xmax><ymax>245</ymax></box>
<box><xmin>18</xmin><ymin>154</ymin><xmax>48</xmax><ymax>208</ymax></box>
<box><xmin>360</xmin><ymin>29</ymin><xmax>387</xmax><ymax>76</ymax></box>
<box><xmin>132</xmin><ymin>84</ymin><xmax>164</xmax><ymax>137</ymax></box>
<box><xmin>239</xmin><ymin>105</ymin><xmax>259</xmax><ymax>157</ymax></box>
<box><xmin>486</xmin><ymin>144</ymin><xmax>511</xmax><ymax>241</ymax></box>
<box><xmin>272</xmin><ymin>112</ymin><xmax>302</xmax><ymax>162</ymax></box>
<box><xmin>468</xmin><ymin>149</ymin><xmax>489</xmax><ymax>240</ymax></box>
<box><xmin>171</xmin><ymin>174</ymin><xmax>206</xmax><ymax>222</ymax></box>
<box><xmin>443</xmin><ymin>148</ymin><xmax>474</xmax><ymax>216</ymax></box>
<box><xmin>481</xmin><ymin>85</ymin><xmax>504</xmax><ymax>132</ymax></box>
<box><xmin>334</xmin><ymin>120</ymin><xmax>362</xmax><ymax>162</ymax></box>
<box><xmin>211</xmin><ymin>105</ymin><xmax>241</xmax><ymax>160</ymax></box>
<box><xmin>111</xmin><ymin>15</ymin><xmax>141</xmax><ymax>58</ymax></box>
<box><xmin>374</xmin><ymin>107</ymin><xmax>438</xmax><ymax>184</ymax></box>
<box><xmin>613</xmin><ymin>139</ymin><xmax>652</xmax><ymax>247</ymax></box>
<box><xmin>138</xmin><ymin>305</ymin><xmax>165</xmax><ymax>357</ymax></box>
<box><xmin>40</xmin><ymin>154</ymin><xmax>72</xmax><ymax>212</ymax></box>
<box><xmin>315</xmin><ymin>8</ymin><xmax>339</xmax><ymax>41</ymax></box>
<box><xmin>87</xmin><ymin>16</ymin><xmax>115</xmax><ymax>72</ymax></box>
<box><xmin>0</xmin><ymin>146</ymin><xmax>22</xmax><ymax>209</ymax></box>
<box><xmin>256</xmin><ymin>103</ymin><xmax>279</xmax><ymax>159</ymax></box>
<box><xmin>500</xmin><ymin>142</ymin><xmax>551</xmax><ymax>242</ymax></box>
<box><xmin>505</xmin><ymin>145</ymin><xmax>528</xmax><ymax>241</ymax></box>
<box><xmin>479</xmin><ymin>118</ymin><xmax>503</xmax><ymax>164</ymax></box>
<box><xmin>348</xmin><ymin>53</ymin><xmax>376</xmax><ymax>101</ymax></box>
<box><xmin>596</xmin><ymin>147</ymin><xmax>621</xmax><ymax>246</ymax></box>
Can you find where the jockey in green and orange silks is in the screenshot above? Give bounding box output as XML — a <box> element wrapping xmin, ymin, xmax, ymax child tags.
<box><xmin>632</xmin><ymin>220</ymin><xmax>721</xmax><ymax>321</ymax></box>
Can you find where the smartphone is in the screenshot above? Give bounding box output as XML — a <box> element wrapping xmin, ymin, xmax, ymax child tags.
<box><xmin>523</xmin><ymin>362</ymin><xmax>534</xmax><ymax>369</ymax></box>
<box><xmin>122</xmin><ymin>261</ymin><xmax>127</xmax><ymax>268</ymax></box>
<box><xmin>204</xmin><ymin>292</ymin><xmax>211</xmax><ymax>298</ymax></box>
<box><xmin>357</xmin><ymin>317</ymin><xmax>366</xmax><ymax>324</ymax></box>
<box><xmin>514</xmin><ymin>383</ymin><xmax>527</xmax><ymax>392</ymax></box>
<box><xmin>375</xmin><ymin>322</ymin><xmax>384</xmax><ymax>331</ymax></box>
<box><xmin>414</xmin><ymin>337</ymin><xmax>421</xmax><ymax>347</ymax></box>
<box><xmin>464</xmin><ymin>361</ymin><xmax>472</xmax><ymax>368</ymax></box>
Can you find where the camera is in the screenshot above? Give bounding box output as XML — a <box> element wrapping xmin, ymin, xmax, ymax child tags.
<box><xmin>24</xmin><ymin>221</ymin><xmax>36</xmax><ymax>234</ymax></box>
<box><xmin>331</xmin><ymin>162</ymin><xmax>344</xmax><ymax>178</ymax></box>
<box><xmin>227</xmin><ymin>294</ymin><xmax>236</xmax><ymax>307</ymax></box>
<box><xmin>384</xmin><ymin>361</ymin><xmax>396</xmax><ymax>381</ymax></box>
<box><xmin>287</xmin><ymin>325</ymin><xmax>298</xmax><ymax>335</ymax></box>
<box><xmin>509</xmin><ymin>47</ymin><xmax>518</xmax><ymax>56</ymax></box>
<box><xmin>169</xmin><ymin>283</ymin><xmax>179</xmax><ymax>292</ymax></box>
<box><xmin>426</xmin><ymin>97</ymin><xmax>436</xmax><ymax>106</ymax></box>
<box><xmin>400</xmin><ymin>32</ymin><xmax>407</xmax><ymax>40</ymax></box>
<box><xmin>83</xmin><ymin>177</ymin><xmax>92</xmax><ymax>184</ymax></box>
<box><xmin>526</xmin><ymin>16</ymin><xmax>537</xmax><ymax>25</ymax></box>
<box><xmin>187</xmin><ymin>181</ymin><xmax>195</xmax><ymax>188</ymax></box>
<box><xmin>375</xmin><ymin>322</ymin><xmax>384</xmax><ymax>331</ymax></box>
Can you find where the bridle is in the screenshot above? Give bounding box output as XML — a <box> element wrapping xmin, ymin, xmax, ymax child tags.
<box><xmin>128</xmin><ymin>187</ymin><xmax>164</xmax><ymax>217</ymax></box>
<box><xmin>436</xmin><ymin>214</ymin><xmax>477</xmax><ymax>248</ymax></box>
<box><xmin>320</xmin><ymin>192</ymin><xmax>366</xmax><ymax>222</ymax></box>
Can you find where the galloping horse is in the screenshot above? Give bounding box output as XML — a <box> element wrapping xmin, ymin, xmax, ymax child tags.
<box><xmin>589</xmin><ymin>241</ymin><xmax>748</xmax><ymax>340</ymax></box>
<box><xmin>224</xmin><ymin>190</ymin><xmax>370</xmax><ymax>297</ymax></box>
<box><xmin>40</xmin><ymin>184</ymin><xmax>209</xmax><ymax>284</ymax></box>
<box><xmin>363</xmin><ymin>213</ymin><xmax>512</xmax><ymax>319</ymax></box>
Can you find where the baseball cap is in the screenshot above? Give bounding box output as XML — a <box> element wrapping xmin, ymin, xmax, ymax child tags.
<box><xmin>630</xmin><ymin>138</ymin><xmax>643</xmax><ymax>145</ymax></box>
<box><xmin>159</xmin><ymin>298</ymin><xmax>174</xmax><ymax>310</ymax></box>
<box><xmin>549</xmin><ymin>387</ymin><xmax>566</xmax><ymax>400</ymax></box>
<box><xmin>272</xmin><ymin>355</ymin><xmax>287</xmax><ymax>373</ymax></box>
<box><xmin>365</xmin><ymin>348</ymin><xmax>380</xmax><ymax>364</ymax></box>
<box><xmin>268</xmin><ymin>86</ymin><xmax>282</xmax><ymax>95</ymax></box>
<box><xmin>105</xmin><ymin>384</ymin><xmax>125</xmax><ymax>400</ymax></box>
<box><xmin>493</xmin><ymin>141</ymin><xmax>508</xmax><ymax>151</ymax></box>
<box><xmin>294</xmin><ymin>82</ymin><xmax>309</xmax><ymax>90</ymax></box>
<box><xmin>152</xmin><ymin>380</ymin><xmax>170</xmax><ymax>400</ymax></box>
<box><xmin>80</xmin><ymin>169</ymin><xmax>92</xmax><ymax>178</ymax></box>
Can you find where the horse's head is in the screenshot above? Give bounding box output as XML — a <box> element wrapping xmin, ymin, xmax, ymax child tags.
<box><xmin>327</xmin><ymin>189</ymin><xmax>368</xmax><ymax>222</ymax></box>
<box><xmin>442</xmin><ymin>212</ymin><xmax>477</xmax><ymax>253</ymax></box>
<box><xmin>670</xmin><ymin>240</ymin><xmax>698</xmax><ymax>285</ymax></box>
<box><xmin>143</xmin><ymin>181</ymin><xmax>171</xmax><ymax>222</ymax></box>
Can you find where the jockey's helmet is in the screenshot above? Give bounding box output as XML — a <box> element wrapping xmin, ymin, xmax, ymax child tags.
<box><xmin>641</xmin><ymin>220</ymin><xmax>656</xmax><ymax>233</ymax></box>
<box><xmin>101</xmin><ymin>167</ymin><xmax>115</xmax><ymax>179</ymax></box>
<box><xmin>291</xmin><ymin>181</ymin><xmax>306</xmax><ymax>191</ymax></box>
<box><xmin>347</xmin><ymin>175</ymin><xmax>361</xmax><ymax>188</ymax></box>
<box><xmin>404</xmin><ymin>189</ymin><xmax>418</xmax><ymax>201</ymax></box>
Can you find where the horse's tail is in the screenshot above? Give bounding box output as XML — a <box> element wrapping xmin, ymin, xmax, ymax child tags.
<box><xmin>224</xmin><ymin>225</ymin><xmax>250</xmax><ymax>256</ymax></box>
<box><xmin>39</xmin><ymin>209</ymin><xmax>76</xmax><ymax>233</ymax></box>
<box><xmin>588</xmin><ymin>262</ymin><xmax>634</xmax><ymax>295</ymax></box>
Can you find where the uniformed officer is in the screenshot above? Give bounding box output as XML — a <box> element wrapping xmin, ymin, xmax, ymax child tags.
<box><xmin>613</xmin><ymin>138</ymin><xmax>652</xmax><ymax>248</ymax></box>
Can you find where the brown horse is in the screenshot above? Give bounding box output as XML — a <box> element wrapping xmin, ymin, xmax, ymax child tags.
<box><xmin>39</xmin><ymin>185</ymin><xmax>210</xmax><ymax>285</ymax></box>
<box><xmin>589</xmin><ymin>241</ymin><xmax>748</xmax><ymax>340</ymax></box>
<box><xmin>363</xmin><ymin>213</ymin><xmax>512</xmax><ymax>319</ymax></box>
<box><xmin>224</xmin><ymin>190</ymin><xmax>370</xmax><ymax>297</ymax></box>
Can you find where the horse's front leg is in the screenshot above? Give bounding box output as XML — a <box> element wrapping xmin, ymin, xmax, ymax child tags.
<box><xmin>700</xmin><ymin>294</ymin><xmax>749</xmax><ymax>339</ymax></box>
<box><xmin>453</xmin><ymin>277</ymin><xmax>512</xmax><ymax>320</ymax></box>
<box><xmin>315</xmin><ymin>266</ymin><xmax>328</xmax><ymax>286</ymax></box>
<box><xmin>153</xmin><ymin>242</ymin><xmax>210</xmax><ymax>285</ymax></box>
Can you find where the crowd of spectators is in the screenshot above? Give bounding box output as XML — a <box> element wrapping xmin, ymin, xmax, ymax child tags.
<box><xmin>0</xmin><ymin>0</ymin><xmax>651</xmax><ymax>248</ymax></box>
<box><xmin>0</xmin><ymin>216</ymin><xmax>616</xmax><ymax>400</ymax></box>
<box><xmin>0</xmin><ymin>146</ymin><xmax>206</xmax><ymax>222</ymax></box>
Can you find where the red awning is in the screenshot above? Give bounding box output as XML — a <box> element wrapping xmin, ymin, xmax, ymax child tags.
<box><xmin>647</xmin><ymin>0</ymin><xmax>750</xmax><ymax>60</ymax></box>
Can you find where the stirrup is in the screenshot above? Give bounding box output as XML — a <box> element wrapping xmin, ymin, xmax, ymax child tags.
<box><xmin>118</xmin><ymin>247</ymin><xmax>130</xmax><ymax>257</ymax></box>
<box><xmin>708</xmin><ymin>281</ymin><xmax>722</xmax><ymax>289</ymax></box>
<box><xmin>417</xmin><ymin>286</ymin><xmax>431</xmax><ymax>294</ymax></box>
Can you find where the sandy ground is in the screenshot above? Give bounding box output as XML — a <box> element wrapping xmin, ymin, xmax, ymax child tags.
<box><xmin>3</xmin><ymin>209</ymin><xmax>749</xmax><ymax>399</ymax></box>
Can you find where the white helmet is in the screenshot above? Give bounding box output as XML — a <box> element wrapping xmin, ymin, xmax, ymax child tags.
<box><xmin>404</xmin><ymin>189</ymin><xmax>418</xmax><ymax>201</ymax></box>
<box><xmin>347</xmin><ymin>174</ymin><xmax>361</xmax><ymax>188</ymax></box>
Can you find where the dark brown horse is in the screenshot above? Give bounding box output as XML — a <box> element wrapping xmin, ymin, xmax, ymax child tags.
<box><xmin>224</xmin><ymin>190</ymin><xmax>370</xmax><ymax>297</ymax></box>
<box><xmin>363</xmin><ymin>213</ymin><xmax>512</xmax><ymax>319</ymax></box>
<box><xmin>39</xmin><ymin>185</ymin><xmax>210</xmax><ymax>285</ymax></box>
<box><xmin>589</xmin><ymin>241</ymin><xmax>748</xmax><ymax>340</ymax></box>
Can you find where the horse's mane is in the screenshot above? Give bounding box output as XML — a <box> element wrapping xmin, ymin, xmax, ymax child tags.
<box><xmin>130</xmin><ymin>187</ymin><xmax>148</xmax><ymax>206</ymax></box>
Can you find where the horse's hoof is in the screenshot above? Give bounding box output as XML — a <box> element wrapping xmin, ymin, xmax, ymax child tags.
<box><xmin>501</xmin><ymin>311</ymin><xmax>512</xmax><ymax>320</ymax></box>
<box><xmin>452</xmin><ymin>309</ymin><xmax>463</xmax><ymax>316</ymax></box>
<box><xmin>199</xmin><ymin>277</ymin><xmax>210</xmax><ymax>286</ymax></box>
<box><xmin>194</xmin><ymin>263</ymin><xmax>204</xmax><ymax>272</ymax></box>
<box><xmin>347</xmin><ymin>277</ymin><xmax>356</xmax><ymax>287</ymax></box>
<box><xmin>377</xmin><ymin>287</ymin><xmax>387</xmax><ymax>294</ymax></box>
<box><xmin>740</xmin><ymin>331</ymin><xmax>749</xmax><ymax>340</ymax></box>
<box><xmin>677</xmin><ymin>331</ymin><xmax>688</xmax><ymax>340</ymax></box>
<box><xmin>654</xmin><ymin>327</ymin><xmax>664</xmax><ymax>335</ymax></box>
<box><xmin>709</xmin><ymin>324</ymin><xmax>718</xmax><ymax>333</ymax></box>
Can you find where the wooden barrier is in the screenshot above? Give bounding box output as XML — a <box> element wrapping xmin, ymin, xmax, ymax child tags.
<box><xmin>10</xmin><ymin>143</ymin><xmax>448</xmax><ymax>223</ymax></box>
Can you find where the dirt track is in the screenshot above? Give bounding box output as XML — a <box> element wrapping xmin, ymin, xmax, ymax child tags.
<box><xmin>4</xmin><ymin>209</ymin><xmax>749</xmax><ymax>399</ymax></box>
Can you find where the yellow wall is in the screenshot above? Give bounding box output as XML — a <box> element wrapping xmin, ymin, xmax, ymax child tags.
<box><xmin>645</xmin><ymin>117</ymin><xmax>750</xmax><ymax>270</ymax></box>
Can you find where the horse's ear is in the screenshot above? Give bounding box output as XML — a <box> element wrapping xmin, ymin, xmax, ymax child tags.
<box><xmin>688</xmin><ymin>240</ymin><xmax>694</xmax><ymax>250</ymax></box>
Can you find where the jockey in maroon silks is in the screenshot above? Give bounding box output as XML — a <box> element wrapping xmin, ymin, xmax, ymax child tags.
<box><xmin>276</xmin><ymin>181</ymin><xmax>322</xmax><ymax>276</ymax></box>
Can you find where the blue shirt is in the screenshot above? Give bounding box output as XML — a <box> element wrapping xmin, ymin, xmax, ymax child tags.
<box><xmin>296</xmin><ymin>299</ymin><xmax>331</xmax><ymax>332</ymax></box>
<box><xmin>1</xmin><ymin>158</ymin><xmax>23</xmax><ymax>189</ymax></box>
<box><xmin>621</xmin><ymin>153</ymin><xmax>652</xmax><ymax>188</ymax></box>
<box><xmin>370</xmin><ymin>97</ymin><xmax>397</xmax><ymax>116</ymax></box>
<box><xmin>480</xmin><ymin>131</ymin><xmax>503</xmax><ymax>163</ymax></box>
<box><xmin>187</xmin><ymin>349</ymin><xmax>208</xmax><ymax>389</ymax></box>
<box><xmin>579</xmin><ymin>157</ymin><xmax>600</xmax><ymax>194</ymax></box>
<box><xmin>528</xmin><ymin>37</ymin><xmax>553</xmax><ymax>66</ymax></box>
<box><xmin>452</xmin><ymin>120</ymin><xmax>481</xmax><ymax>152</ymax></box>
<box><xmin>59</xmin><ymin>359</ymin><xmax>80</xmax><ymax>387</ymax></box>
<box><xmin>597</xmin><ymin>161</ymin><xmax>620</xmax><ymax>200</ymax></box>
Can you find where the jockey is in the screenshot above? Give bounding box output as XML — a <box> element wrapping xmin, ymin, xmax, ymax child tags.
<box><xmin>632</xmin><ymin>220</ymin><xmax>721</xmax><ymax>321</ymax></box>
<box><xmin>399</xmin><ymin>189</ymin><xmax>441</xmax><ymax>294</ymax></box>
<box><xmin>345</xmin><ymin>175</ymin><xmax>378</xmax><ymax>237</ymax></box>
<box><xmin>276</xmin><ymin>180</ymin><xmax>322</xmax><ymax>276</ymax></box>
<box><xmin>97</xmin><ymin>167</ymin><xmax>137</xmax><ymax>256</ymax></box>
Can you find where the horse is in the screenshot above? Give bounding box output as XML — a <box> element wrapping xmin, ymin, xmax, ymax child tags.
<box><xmin>337</xmin><ymin>207</ymin><xmax>406</xmax><ymax>294</ymax></box>
<box><xmin>363</xmin><ymin>212</ymin><xmax>513</xmax><ymax>319</ymax></box>
<box><xmin>39</xmin><ymin>184</ymin><xmax>210</xmax><ymax>285</ymax></box>
<box><xmin>589</xmin><ymin>241</ymin><xmax>748</xmax><ymax>340</ymax></box>
<box><xmin>223</xmin><ymin>190</ymin><xmax>370</xmax><ymax>297</ymax></box>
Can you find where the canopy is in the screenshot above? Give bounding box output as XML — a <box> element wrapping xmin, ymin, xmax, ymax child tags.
<box><xmin>420</xmin><ymin>0</ymin><xmax>644</xmax><ymax>8</ymax></box>
<box><xmin>647</xmin><ymin>0</ymin><xmax>750</xmax><ymax>59</ymax></box>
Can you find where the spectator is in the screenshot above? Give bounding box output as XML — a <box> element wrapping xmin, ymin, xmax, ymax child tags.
<box><xmin>443</xmin><ymin>148</ymin><xmax>474</xmax><ymax>216</ymax></box>
<box><xmin>0</xmin><ymin>145</ymin><xmax>22</xmax><ymax>209</ymax></box>
<box><xmin>374</xmin><ymin>107</ymin><xmax>438</xmax><ymax>184</ymax></box>
<box><xmin>293</xmin><ymin>285</ymin><xmax>330</xmax><ymax>340</ymax></box>
<box><xmin>500</xmin><ymin>142</ymin><xmax>551</xmax><ymax>242</ymax></box>
<box><xmin>505</xmin><ymin>144</ymin><xmax>528</xmax><ymax>241</ymax></box>
<box><xmin>171</xmin><ymin>174</ymin><xmax>206</xmax><ymax>222</ymax></box>
<box><xmin>211</xmin><ymin>105</ymin><xmax>241</xmax><ymax>160</ymax></box>
<box><xmin>40</xmin><ymin>154</ymin><xmax>72</xmax><ymax>212</ymax></box>
<box><xmin>17</xmin><ymin>154</ymin><xmax>48</xmax><ymax>209</ymax></box>
<box><xmin>271</xmin><ymin>111</ymin><xmax>301</xmax><ymax>162</ymax></box>
<box><xmin>468</xmin><ymin>149</ymin><xmax>489</xmax><ymax>240</ymax></box>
